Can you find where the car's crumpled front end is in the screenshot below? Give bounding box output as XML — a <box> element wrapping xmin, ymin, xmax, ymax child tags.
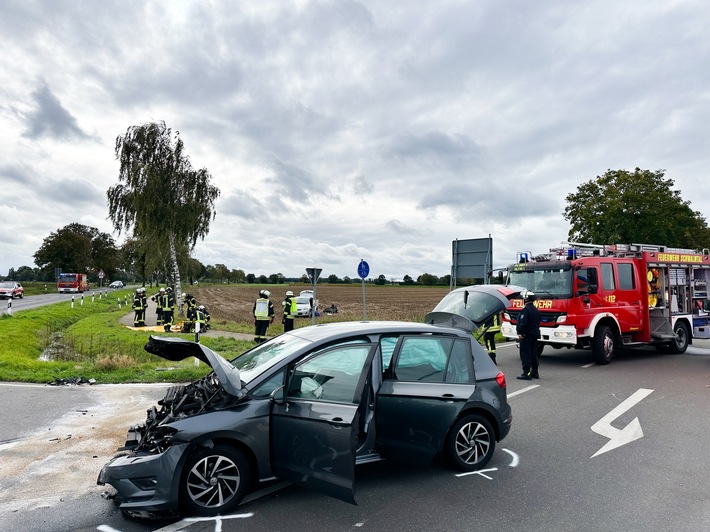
<box><xmin>97</xmin><ymin>336</ymin><xmax>244</xmax><ymax>517</ymax></box>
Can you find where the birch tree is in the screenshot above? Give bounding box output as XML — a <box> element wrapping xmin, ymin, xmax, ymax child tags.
<box><xmin>107</xmin><ymin>121</ymin><xmax>220</xmax><ymax>309</ymax></box>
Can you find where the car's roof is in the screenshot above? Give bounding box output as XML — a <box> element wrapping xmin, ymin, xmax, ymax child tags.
<box><xmin>285</xmin><ymin>320</ymin><xmax>468</xmax><ymax>342</ymax></box>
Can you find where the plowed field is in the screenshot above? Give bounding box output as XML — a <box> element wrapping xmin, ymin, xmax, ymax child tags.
<box><xmin>189</xmin><ymin>284</ymin><xmax>450</xmax><ymax>328</ymax></box>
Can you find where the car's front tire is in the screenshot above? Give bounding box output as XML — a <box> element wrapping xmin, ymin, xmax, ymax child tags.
<box><xmin>445</xmin><ymin>414</ymin><xmax>496</xmax><ymax>472</ymax></box>
<box><xmin>180</xmin><ymin>445</ymin><xmax>251</xmax><ymax>517</ymax></box>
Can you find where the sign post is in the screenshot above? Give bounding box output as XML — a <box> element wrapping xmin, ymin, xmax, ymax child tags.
<box><xmin>357</xmin><ymin>260</ymin><xmax>370</xmax><ymax>321</ymax></box>
<box><xmin>305</xmin><ymin>268</ymin><xmax>322</xmax><ymax>325</ymax></box>
<box><xmin>97</xmin><ymin>269</ymin><xmax>105</xmax><ymax>290</ymax></box>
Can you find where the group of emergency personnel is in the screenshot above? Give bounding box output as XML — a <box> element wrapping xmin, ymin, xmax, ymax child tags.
<box><xmin>252</xmin><ymin>289</ymin><xmax>299</xmax><ymax>342</ymax></box>
<box><xmin>130</xmin><ymin>286</ymin><xmax>210</xmax><ymax>333</ymax></box>
<box><xmin>135</xmin><ymin>286</ymin><xmax>176</xmax><ymax>332</ymax></box>
<box><xmin>180</xmin><ymin>292</ymin><xmax>211</xmax><ymax>333</ymax></box>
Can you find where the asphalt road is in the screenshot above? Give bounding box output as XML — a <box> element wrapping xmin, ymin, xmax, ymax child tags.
<box><xmin>1</xmin><ymin>340</ymin><xmax>709</xmax><ymax>531</ymax></box>
<box><xmin>0</xmin><ymin>289</ymin><xmax>126</xmax><ymax>316</ymax></box>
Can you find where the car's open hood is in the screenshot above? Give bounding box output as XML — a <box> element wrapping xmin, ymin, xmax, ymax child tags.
<box><xmin>144</xmin><ymin>336</ymin><xmax>243</xmax><ymax>396</ymax></box>
<box><xmin>424</xmin><ymin>284</ymin><xmax>525</xmax><ymax>333</ymax></box>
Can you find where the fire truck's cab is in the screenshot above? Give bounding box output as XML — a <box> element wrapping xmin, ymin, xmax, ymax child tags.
<box><xmin>500</xmin><ymin>243</ymin><xmax>710</xmax><ymax>364</ymax></box>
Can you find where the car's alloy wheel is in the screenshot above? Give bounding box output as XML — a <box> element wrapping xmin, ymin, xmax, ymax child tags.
<box><xmin>180</xmin><ymin>445</ymin><xmax>250</xmax><ymax>516</ymax></box>
<box><xmin>446</xmin><ymin>415</ymin><xmax>496</xmax><ymax>472</ymax></box>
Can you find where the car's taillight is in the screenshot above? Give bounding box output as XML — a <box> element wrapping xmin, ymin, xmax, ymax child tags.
<box><xmin>495</xmin><ymin>371</ymin><xmax>506</xmax><ymax>389</ymax></box>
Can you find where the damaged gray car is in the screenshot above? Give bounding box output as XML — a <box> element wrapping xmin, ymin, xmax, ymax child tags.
<box><xmin>98</xmin><ymin>286</ymin><xmax>516</xmax><ymax>518</ymax></box>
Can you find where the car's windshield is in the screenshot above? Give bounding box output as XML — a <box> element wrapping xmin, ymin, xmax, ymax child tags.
<box><xmin>0</xmin><ymin>282</ymin><xmax>14</xmax><ymax>288</ymax></box>
<box><xmin>59</xmin><ymin>274</ymin><xmax>77</xmax><ymax>281</ymax></box>
<box><xmin>507</xmin><ymin>265</ymin><xmax>573</xmax><ymax>297</ymax></box>
<box><xmin>231</xmin><ymin>335</ymin><xmax>311</xmax><ymax>384</ymax></box>
<box><xmin>295</xmin><ymin>297</ymin><xmax>310</xmax><ymax>305</ymax></box>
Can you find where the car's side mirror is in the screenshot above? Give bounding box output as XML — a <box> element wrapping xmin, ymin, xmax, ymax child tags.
<box><xmin>269</xmin><ymin>384</ymin><xmax>286</xmax><ymax>404</ymax></box>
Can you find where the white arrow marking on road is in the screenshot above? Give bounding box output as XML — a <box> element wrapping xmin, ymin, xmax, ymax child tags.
<box><xmin>502</xmin><ymin>448</ymin><xmax>520</xmax><ymax>467</ymax></box>
<box><xmin>591</xmin><ymin>388</ymin><xmax>654</xmax><ymax>458</ymax></box>
<box><xmin>456</xmin><ymin>467</ymin><xmax>498</xmax><ymax>479</ymax></box>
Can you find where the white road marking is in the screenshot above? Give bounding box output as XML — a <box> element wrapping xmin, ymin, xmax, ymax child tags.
<box><xmin>152</xmin><ymin>512</ymin><xmax>254</xmax><ymax>532</ymax></box>
<box><xmin>591</xmin><ymin>388</ymin><xmax>654</xmax><ymax>458</ymax></box>
<box><xmin>582</xmin><ymin>362</ymin><xmax>595</xmax><ymax>368</ymax></box>
<box><xmin>507</xmin><ymin>384</ymin><xmax>540</xmax><ymax>398</ymax></box>
<box><xmin>455</xmin><ymin>467</ymin><xmax>498</xmax><ymax>479</ymax></box>
<box><xmin>502</xmin><ymin>448</ymin><xmax>520</xmax><ymax>467</ymax></box>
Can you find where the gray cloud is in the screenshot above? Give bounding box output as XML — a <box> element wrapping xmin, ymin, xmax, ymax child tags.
<box><xmin>2</xmin><ymin>0</ymin><xmax>710</xmax><ymax>279</ymax></box>
<box><xmin>22</xmin><ymin>82</ymin><xmax>90</xmax><ymax>141</ymax></box>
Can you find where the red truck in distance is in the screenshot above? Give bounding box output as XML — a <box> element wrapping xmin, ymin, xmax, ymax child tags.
<box><xmin>57</xmin><ymin>273</ymin><xmax>90</xmax><ymax>293</ymax></box>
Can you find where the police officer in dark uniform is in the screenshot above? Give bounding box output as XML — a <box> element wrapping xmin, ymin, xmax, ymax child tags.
<box><xmin>516</xmin><ymin>291</ymin><xmax>541</xmax><ymax>380</ymax></box>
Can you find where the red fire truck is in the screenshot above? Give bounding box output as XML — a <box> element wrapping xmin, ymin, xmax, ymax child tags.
<box><xmin>500</xmin><ymin>243</ymin><xmax>710</xmax><ymax>364</ymax></box>
<box><xmin>57</xmin><ymin>273</ymin><xmax>90</xmax><ymax>293</ymax></box>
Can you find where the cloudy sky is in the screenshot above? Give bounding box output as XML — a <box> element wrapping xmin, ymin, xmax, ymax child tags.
<box><xmin>2</xmin><ymin>0</ymin><xmax>709</xmax><ymax>281</ymax></box>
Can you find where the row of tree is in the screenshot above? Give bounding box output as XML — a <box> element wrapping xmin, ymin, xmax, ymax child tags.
<box><xmin>7</xmin><ymin>223</ymin><xmax>452</xmax><ymax>286</ymax></box>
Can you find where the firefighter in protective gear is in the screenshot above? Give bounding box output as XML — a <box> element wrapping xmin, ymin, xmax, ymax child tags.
<box><xmin>282</xmin><ymin>290</ymin><xmax>297</xmax><ymax>332</ymax></box>
<box><xmin>151</xmin><ymin>288</ymin><xmax>165</xmax><ymax>325</ymax></box>
<box><xmin>182</xmin><ymin>292</ymin><xmax>197</xmax><ymax>319</ymax></box>
<box><xmin>197</xmin><ymin>305</ymin><xmax>211</xmax><ymax>331</ymax></box>
<box><xmin>253</xmin><ymin>290</ymin><xmax>274</xmax><ymax>343</ymax></box>
<box><xmin>481</xmin><ymin>312</ymin><xmax>502</xmax><ymax>365</ymax></box>
<box><xmin>160</xmin><ymin>288</ymin><xmax>176</xmax><ymax>332</ymax></box>
<box><xmin>132</xmin><ymin>288</ymin><xmax>146</xmax><ymax>327</ymax></box>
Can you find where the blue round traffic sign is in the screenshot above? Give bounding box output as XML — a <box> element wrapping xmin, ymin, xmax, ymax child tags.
<box><xmin>357</xmin><ymin>260</ymin><xmax>370</xmax><ymax>279</ymax></box>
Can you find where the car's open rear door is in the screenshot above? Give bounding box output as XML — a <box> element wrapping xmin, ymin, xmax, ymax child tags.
<box><xmin>270</xmin><ymin>343</ymin><xmax>378</xmax><ymax>504</ymax></box>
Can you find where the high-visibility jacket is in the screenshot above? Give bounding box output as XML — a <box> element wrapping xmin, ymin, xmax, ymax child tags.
<box><xmin>194</xmin><ymin>308</ymin><xmax>207</xmax><ymax>326</ymax></box>
<box><xmin>254</xmin><ymin>298</ymin><xmax>273</xmax><ymax>320</ymax></box>
<box><xmin>160</xmin><ymin>293</ymin><xmax>175</xmax><ymax>311</ymax></box>
<box><xmin>486</xmin><ymin>313</ymin><xmax>501</xmax><ymax>333</ymax></box>
<box><xmin>283</xmin><ymin>297</ymin><xmax>297</xmax><ymax>318</ymax></box>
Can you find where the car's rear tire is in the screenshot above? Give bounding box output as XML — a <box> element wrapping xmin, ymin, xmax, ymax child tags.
<box><xmin>180</xmin><ymin>445</ymin><xmax>251</xmax><ymax>517</ymax></box>
<box><xmin>445</xmin><ymin>414</ymin><xmax>496</xmax><ymax>472</ymax></box>
<box><xmin>593</xmin><ymin>325</ymin><xmax>614</xmax><ymax>365</ymax></box>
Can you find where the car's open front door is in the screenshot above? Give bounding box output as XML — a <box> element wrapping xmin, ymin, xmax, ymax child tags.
<box><xmin>270</xmin><ymin>342</ymin><xmax>377</xmax><ymax>504</ymax></box>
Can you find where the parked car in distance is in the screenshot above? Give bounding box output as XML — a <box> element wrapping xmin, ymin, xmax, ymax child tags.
<box><xmin>108</xmin><ymin>280</ymin><xmax>125</xmax><ymax>289</ymax></box>
<box><xmin>294</xmin><ymin>295</ymin><xmax>313</xmax><ymax>316</ymax></box>
<box><xmin>0</xmin><ymin>281</ymin><xmax>23</xmax><ymax>299</ymax></box>
<box><xmin>98</xmin><ymin>285</ymin><xmax>518</xmax><ymax>519</ymax></box>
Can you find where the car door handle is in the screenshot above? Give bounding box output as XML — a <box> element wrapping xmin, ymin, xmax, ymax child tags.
<box><xmin>329</xmin><ymin>417</ymin><xmax>349</xmax><ymax>427</ymax></box>
<box><xmin>440</xmin><ymin>394</ymin><xmax>455</xmax><ymax>398</ymax></box>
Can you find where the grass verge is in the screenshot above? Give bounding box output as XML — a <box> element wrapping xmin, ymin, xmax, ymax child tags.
<box><xmin>0</xmin><ymin>295</ymin><xmax>253</xmax><ymax>384</ymax></box>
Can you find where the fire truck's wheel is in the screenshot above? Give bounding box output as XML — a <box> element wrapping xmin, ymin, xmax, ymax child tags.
<box><xmin>593</xmin><ymin>325</ymin><xmax>614</xmax><ymax>365</ymax></box>
<box><xmin>668</xmin><ymin>322</ymin><xmax>690</xmax><ymax>354</ymax></box>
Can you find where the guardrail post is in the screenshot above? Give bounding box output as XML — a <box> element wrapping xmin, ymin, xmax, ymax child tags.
<box><xmin>6</xmin><ymin>300</ymin><xmax>11</xmax><ymax>316</ymax></box>
<box><xmin>71</xmin><ymin>296</ymin><xmax>75</xmax><ymax>309</ymax></box>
